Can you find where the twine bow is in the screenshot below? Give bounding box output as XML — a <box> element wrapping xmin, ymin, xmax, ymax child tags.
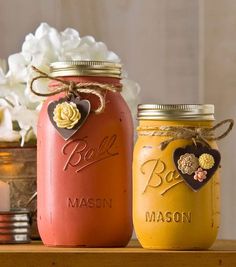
<box><xmin>137</xmin><ymin>119</ymin><xmax>234</xmax><ymax>150</ymax></box>
<box><xmin>30</xmin><ymin>66</ymin><xmax>122</xmax><ymax>114</ymax></box>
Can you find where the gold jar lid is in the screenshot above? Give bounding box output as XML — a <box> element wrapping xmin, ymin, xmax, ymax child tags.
<box><xmin>138</xmin><ymin>104</ymin><xmax>215</xmax><ymax>121</ymax></box>
<box><xmin>50</xmin><ymin>61</ymin><xmax>122</xmax><ymax>78</ymax></box>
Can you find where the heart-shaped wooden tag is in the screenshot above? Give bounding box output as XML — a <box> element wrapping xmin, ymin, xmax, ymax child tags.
<box><xmin>48</xmin><ymin>97</ymin><xmax>90</xmax><ymax>140</ymax></box>
<box><xmin>173</xmin><ymin>144</ymin><xmax>221</xmax><ymax>191</ymax></box>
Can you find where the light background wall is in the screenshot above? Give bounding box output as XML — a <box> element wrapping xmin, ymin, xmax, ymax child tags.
<box><xmin>0</xmin><ymin>0</ymin><xmax>235</xmax><ymax>239</ymax></box>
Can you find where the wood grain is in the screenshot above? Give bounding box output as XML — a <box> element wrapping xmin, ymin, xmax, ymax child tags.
<box><xmin>0</xmin><ymin>240</ymin><xmax>236</xmax><ymax>267</ymax></box>
<box><xmin>0</xmin><ymin>0</ymin><xmax>200</xmax><ymax>103</ymax></box>
<box><xmin>204</xmin><ymin>0</ymin><xmax>236</xmax><ymax>240</ymax></box>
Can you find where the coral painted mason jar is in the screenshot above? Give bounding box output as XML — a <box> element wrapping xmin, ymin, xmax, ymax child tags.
<box><xmin>133</xmin><ymin>104</ymin><xmax>220</xmax><ymax>249</ymax></box>
<box><xmin>37</xmin><ymin>61</ymin><xmax>133</xmax><ymax>247</ymax></box>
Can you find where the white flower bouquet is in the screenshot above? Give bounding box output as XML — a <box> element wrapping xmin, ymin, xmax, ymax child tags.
<box><xmin>0</xmin><ymin>23</ymin><xmax>140</xmax><ymax>146</ymax></box>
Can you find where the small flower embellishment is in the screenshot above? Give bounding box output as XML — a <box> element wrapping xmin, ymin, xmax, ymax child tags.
<box><xmin>199</xmin><ymin>153</ymin><xmax>215</xmax><ymax>170</ymax></box>
<box><xmin>174</xmin><ymin>144</ymin><xmax>221</xmax><ymax>191</ymax></box>
<box><xmin>177</xmin><ymin>153</ymin><xmax>199</xmax><ymax>175</ymax></box>
<box><xmin>53</xmin><ymin>102</ymin><xmax>81</xmax><ymax>129</ymax></box>
<box><xmin>194</xmin><ymin>168</ymin><xmax>207</xmax><ymax>182</ymax></box>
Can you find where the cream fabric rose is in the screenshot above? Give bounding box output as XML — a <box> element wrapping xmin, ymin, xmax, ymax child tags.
<box><xmin>53</xmin><ymin>102</ymin><xmax>81</xmax><ymax>129</ymax></box>
<box><xmin>177</xmin><ymin>153</ymin><xmax>199</xmax><ymax>175</ymax></box>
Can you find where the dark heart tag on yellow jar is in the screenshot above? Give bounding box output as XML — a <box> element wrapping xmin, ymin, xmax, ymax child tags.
<box><xmin>173</xmin><ymin>144</ymin><xmax>221</xmax><ymax>191</ymax></box>
<box><xmin>48</xmin><ymin>96</ymin><xmax>90</xmax><ymax>140</ymax></box>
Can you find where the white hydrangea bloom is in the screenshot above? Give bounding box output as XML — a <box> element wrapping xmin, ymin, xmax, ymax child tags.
<box><xmin>0</xmin><ymin>99</ymin><xmax>21</xmax><ymax>142</ymax></box>
<box><xmin>0</xmin><ymin>23</ymin><xmax>140</xmax><ymax>146</ymax></box>
<box><xmin>121</xmin><ymin>79</ymin><xmax>141</xmax><ymax>120</ymax></box>
<box><xmin>0</xmin><ymin>59</ymin><xmax>7</xmax><ymax>84</ymax></box>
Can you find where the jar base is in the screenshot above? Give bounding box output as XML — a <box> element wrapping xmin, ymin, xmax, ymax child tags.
<box><xmin>139</xmin><ymin>240</ymin><xmax>215</xmax><ymax>250</ymax></box>
<box><xmin>141</xmin><ymin>245</ymin><xmax>212</xmax><ymax>250</ymax></box>
<box><xmin>43</xmin><ymin>242</ymin><xmax>130</xmax><ymax>248</ymax></box>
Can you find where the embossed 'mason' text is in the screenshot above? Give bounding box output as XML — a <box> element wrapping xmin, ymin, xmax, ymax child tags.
<box><xmin>145</xmin><ymin>211</ymin><xmax>192</xmax><ymax>223</ymax></box>
<box><xmin>67</xmin><ymin>198</ymin><xmax>112</xmax><ymax>208</ymax></box>
<box><xmin>62</xmin><ymin>135</ymin><xmax>119</xmax><ymax>172</ymax></box>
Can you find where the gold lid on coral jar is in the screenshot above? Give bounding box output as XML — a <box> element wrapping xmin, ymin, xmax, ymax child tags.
<box><xmin>138</xmin><ymin>104</ymin><xmax>215</xmax><ymax>121</ymax></box>
<box><xmin>50</xmin><ymin>61</ymin><xmax>122</xmax><ymax>78</ymax></box>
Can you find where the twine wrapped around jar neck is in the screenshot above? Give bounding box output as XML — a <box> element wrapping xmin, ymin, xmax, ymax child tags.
<box><xmin>137</xmin><ymin>119</ymin><xmax>234</xmax><ymax>150</ymax></box>
<box><xmin>30</xmin><ymin>66</ymin><xmax>122</xmax><ymax>114</ymax></box>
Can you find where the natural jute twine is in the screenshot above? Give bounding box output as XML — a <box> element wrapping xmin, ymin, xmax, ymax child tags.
<box><xmin>137</xmin><ymin>119</ymin><xmax>234</xmax><ymax>150</ymax></box>
<box><xmin>30</xmin><ymin>66</ymin><xmax>122</xmax><ymax>114</ymax></box>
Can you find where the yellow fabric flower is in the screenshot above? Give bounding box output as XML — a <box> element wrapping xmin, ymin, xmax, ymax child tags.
<box><xmin>199</xmin><ymin>153</ymin><xmax>215</xmax><ymax>170</ymax></box>
<box><xmin>53</xmin><ymin>102</ymin><xmax>81</xmax><ymax>129</ymax></box>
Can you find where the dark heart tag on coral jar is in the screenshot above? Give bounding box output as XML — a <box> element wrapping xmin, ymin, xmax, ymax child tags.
<box><xmin>173</xmin><ymin>144</ymin><xmax>221</xmax><ymax>191</ymax></box>
<box><xmin>48</xmin><ymin>96</ymin><xmax>90</xmax><ymax>141</ymax></box>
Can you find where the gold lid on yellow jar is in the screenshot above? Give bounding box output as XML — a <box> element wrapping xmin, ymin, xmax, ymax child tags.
<box><xmin>138</xmin><ymin>104</ymin><xmax>215</xmax><ymax>121</ymax></box>
<box><xmin>50</xmin><ymin>61</ymin><xmax>122</xmax><ymax>78</ymax></box>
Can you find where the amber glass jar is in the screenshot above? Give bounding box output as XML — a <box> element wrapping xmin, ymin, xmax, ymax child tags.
<box><xmin>133</xmin><ymin>104</ymin><xmax>220</xmax><ymax>250</ymax></box>
<box><xmin>37</xmin><ymin>61</ymin><xmax>133</xmax><ymax>247</ymax></box>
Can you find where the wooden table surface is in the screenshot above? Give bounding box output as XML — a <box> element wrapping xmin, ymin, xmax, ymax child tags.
<box><xmin>0</xmin><ymin>240</ymin><xmax>236</xmax><ymax>267</ymax></box>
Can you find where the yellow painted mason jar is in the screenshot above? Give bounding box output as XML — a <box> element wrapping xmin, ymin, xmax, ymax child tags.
<box><xmin>133</xmin><ymin>104</ymin><xmax>220</xmax><ymax>250</ymax></box>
